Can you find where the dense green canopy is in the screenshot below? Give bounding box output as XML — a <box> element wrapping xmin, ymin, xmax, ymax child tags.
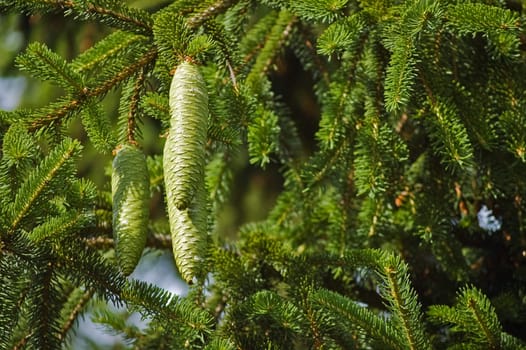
<box><xmin>1</xmin><ymin>1</ymin><xmax>526</xmax><ymax>349</ymax></box>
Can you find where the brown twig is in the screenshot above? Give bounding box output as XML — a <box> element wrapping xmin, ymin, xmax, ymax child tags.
<box><xmin>58</xmin><ymin>288</ymin><xmax>95</xmax><ymax>341</ymax></box>
<box><xmin>84</xmin><ymin>232</ymin><xmax>172</xmax><ymax>250</ymax></box>
<box><xmin>29</xmin><ymin>48</ymin><xmax>157</xmax><ymax>130</ymax></box>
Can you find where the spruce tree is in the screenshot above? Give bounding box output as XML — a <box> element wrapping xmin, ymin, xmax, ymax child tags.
<box><xmin>1</xmin><ymin>0</ymin><xmax>526</xmax><ymax>349</ymax></box>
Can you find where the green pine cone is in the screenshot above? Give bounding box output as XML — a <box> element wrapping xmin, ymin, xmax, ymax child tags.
<box><xmin>163</xmin><ymin>61</ymin><xmax>208</xmax><ymax>210</ymax></box>
<box><xmin>112</xmin><ymin>144</ymin><xmax>150</xmax><ymax>275</ymax></box>
<box><xmin>170</xmin><ymin>206</ymin><xmax>205</xmax><ymax>284</ymax></box>
<box><xmin>163</xmin><ymin>61</ymin><xmax>209</xmax><ymax>283</ymax></box>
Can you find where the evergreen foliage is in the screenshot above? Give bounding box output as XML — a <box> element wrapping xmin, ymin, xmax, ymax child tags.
<box><xmin>1</xmin><ymin>0</ymin><xmax>526</xmax><ymax>349</ymax></box>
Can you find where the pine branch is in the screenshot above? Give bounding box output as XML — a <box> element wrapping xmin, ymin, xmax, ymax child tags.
<box><xmin>0</xmin><ymin>252</ymin><xmax>31</xmax><ymax>348</ymax></box>
<box><xmin>303</xmin><ymin>134</ymin><xmax>351</xmax><ymax>187</ymax></box>
<box><xmin>26</xmin><ymin>98</ymin><xmax>84</xmax><ymax>131</ymax></box>
<box><xmin>152</xmin><ymin>8</ymin><xmax>213</xmax><ymax>76</ymax></box>
<box><xmin>465</xmin><ymin>289</ymin><xmax>501</xmax><ymax>348</ymax></box>
<box><xmin>315</xmin><ymin>81</ymin><xmax>355</xmax><ymax>152</ymax></box>
<box><xmin>446</xmin><ymin>3</ymin><xmax>520</xmax><ymax>58</ymax></box>
<box><xmin>205</xmin><ymin>77</ymin><xmax>246</xmax><ymax>148</ymax></box>
<box><xmin>222</xmin><ymin>0</ymin><xmax>254</xmax><ymax>38</ymax></box>
<box><xmin>11</xmin><ymin>333</ymin><xmax>32</xmax><ymax>350</ymax></box>
<box><xmin>75</xmin><ymin>0</ymin><xmax>153</xmax><ymax>36</ymax></box>
<box><xmin>304</xmin><ymin>302</ymin><xmax>324</xmax><ymax>349</ymax></box>
<box><xmin>384</xmin><ymin>35</ymin><xmax>416</xmax><ymax>112</ymax></box>
<box><xmin>427</xmin><ymin>286</ymin><xmax>526</xmax><ymax>348</ymax></box>
<box><xmin>419</xmin><ymin>73</ymin><xmax>474</xmax><ymax>171</ymax></box>
<box><xmin>310</xmin><ymin>288</ymin><xmax>402</xmax><ymax>349</ymax></box>
<box><xmin>203</xmin><ymin>338</ymin><xmax>236</xmax><ymax>350</ymax></box>
<box><xmin>28</xmin><ymin>261</ymin><xmax>63</xmax><ymax>349</ymax></box>
<box><xmin>27</xmin><ymin>210</ymin><xmax>89</xmax><ymax>242</ymax></box>
<box><xmin>28</xmin><ymin>47</ymin><xmax>157</xmax><ymax>130</ymax></box>
<box><xmin>384</xmin><ymin>0</ymin><xmax>444</xmax><ymax>111</ymax></box>
<box><xmin>376</xmin><ymin>252</ymin><xmax>431</xmax><ymax>350</ymax></box>
<box><xmin>0</xmin><ymin>0</ymin><xmax>74</xmax><ymax>14</ymax></box>
<box><xmin>123</xmin><ymin>280</ymin><xmax>214</xmax><ymax>343</ymax></box>
<box><xmin>71</xmin><ymin>31</ymin><xmax>149</xmax><ymax>76</ymax></box>
<box><xmin>499</xmin><ymin>107</ymin><xmax>526</xmax><ymax>161</ymax></box>
<box><xmin>206</xmin><ymin>151</ymin><xmax>234</xmax><ymax>216</ymax></box>
<box><xmin>16</xmin><ymin>42</ymin><xmax>85</xmax><ymax>92</ymax></box>
<box><xmin>317</xmin><ymin>13</ymin><xmax>367</xmax><ymax>57</ymax></box>
<box><xmin>247</xmin><ymin>107</ymin><xmax>280</xmax><ymax>167</ymax></box>
<box><xmin>501</xmin><ymin>333</ymin><xmax>526</xmax><ymax>350</ymax></box>
<box><xmin>248</xmin><ymin>290</ymin><xmax>308</xmax><ymax>335</ymax></box>
<box><xmin>414</xmin><ymin>205</ymin><xmax>469</xmax><ymax>282</ymax></box>
<box><xmin>140</xmin><ymin>92</ymin><xmax>170</xmax><ymax>128</ymax></box>
<box><xmin>0</xmin><ymin>123</ymin><xmax>39</xmax><ymax>207</ymax></box>
<box><xmin>44</xmin><ymin>238</ymin><xmax>127</xmax><ymax>307</ymax></box>
<box><xmin>89</xmin><ymin>47</ymin><xmax>156</xmax><ymax>98</ymax></box>
<box><xmin>427</xmin><ymin>98</ymin><xmax>474</xmax><ymax>172</ymax></box>
<box><xmin>200</xmin><ymin>20</ymin><xmax>242</xmax><ymax>90</ymax></box>
<box><xmin>187</xmin><ymin>0</ymin><xmax>236</xmax><ymax>28</ymax></box>
<box><xmin>288</xmin><ymin>0</ymin><xmax>348</xmax><ymax>23</ymax></box>
<box><xmin>353</xmin><ymin>105</ymin><xmax>408</xmax><ymax>197</ymax></box>
<box><xmin>245</xmin><ymin>10</ymin><xmax>296</xmax><ymax>89</ymax></box>
<box><xmin>6</xmin><ymin>138</ymin><xmax>81</xmax><ymax>235</ymax></box>
<box><xmin>2</xmin><ymin>0</ymin><xmax>153</xmax><ymax>35</ymax></box>
<box><xmin>315</xmin><ymin>23</ymin><xmax>370</xmax><ymax>154</ymax></box>
<box><xmin>211</xmin><ymin>246</ymin><xmax>263</xmax><ymax>302</ymax></box>
<box><xmin>58</xmin><ymin>288</ymin><xmax>95</xmax><ymax>341</ymax></box>
<box><xmin>81</xmin><ymin>100</ymin><xmax>117</xmax><ymax>153</ymax></box>
<box><xmin>91</xmin><ymin>307</ymin><xmax>142</xmax><ymax>342</ymax></box>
